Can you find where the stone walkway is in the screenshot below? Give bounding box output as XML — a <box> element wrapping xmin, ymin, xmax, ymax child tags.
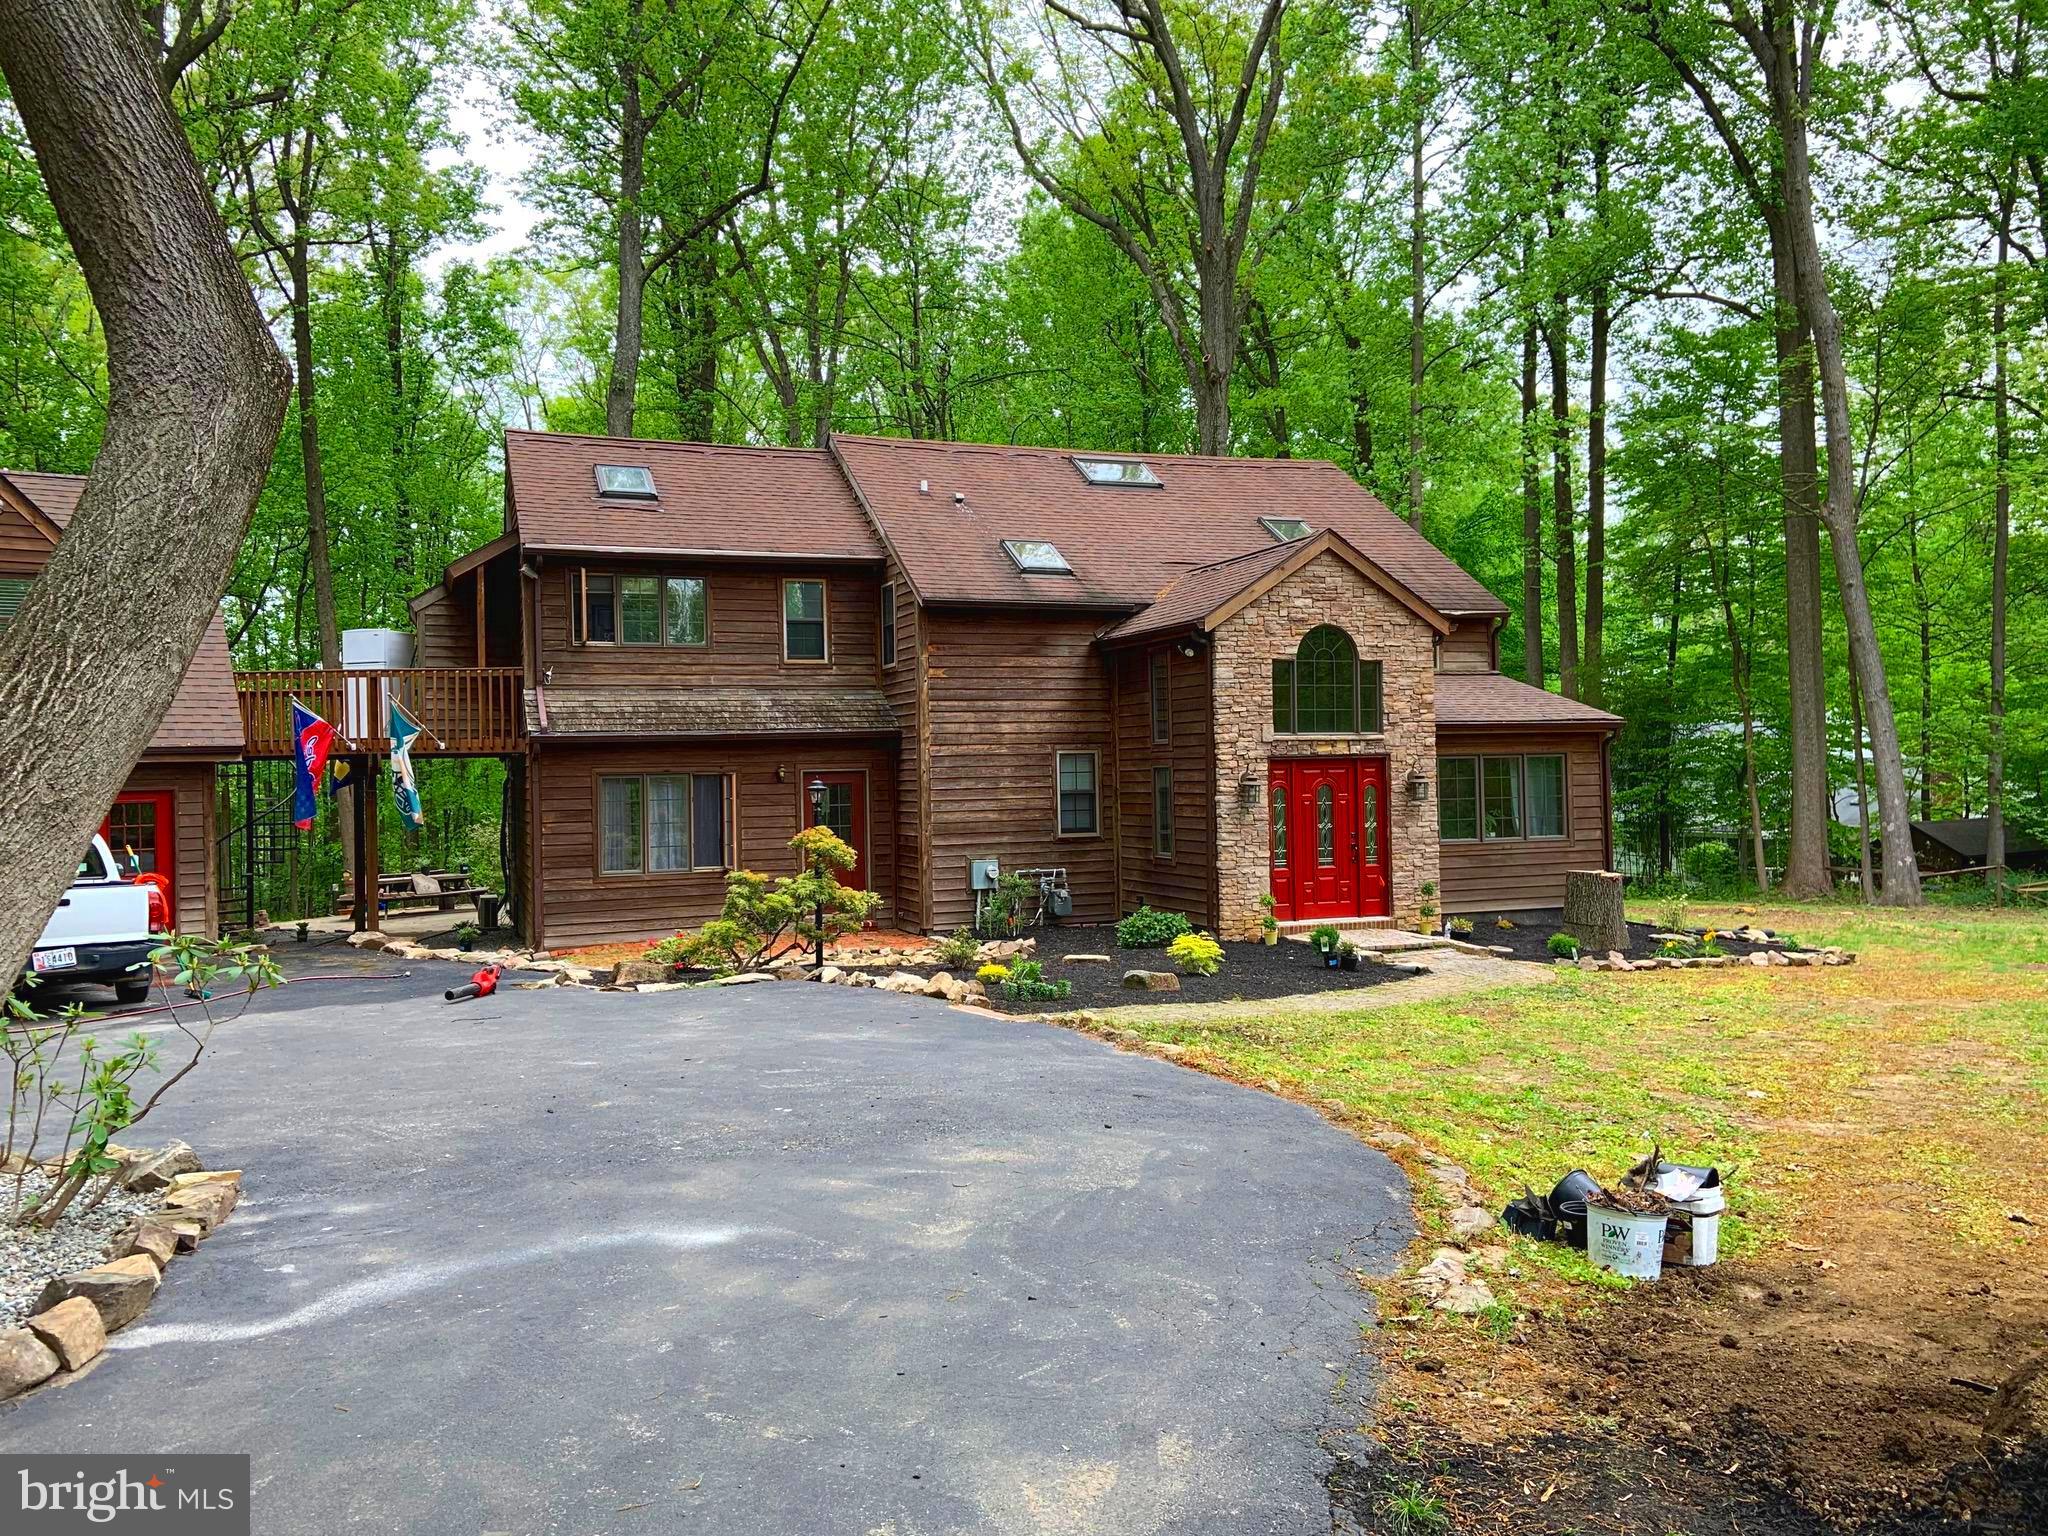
<box><xmin>1075</xmin><ymin>944</ymin><xmax>1551</xmax><ymax>1023</ymax></box>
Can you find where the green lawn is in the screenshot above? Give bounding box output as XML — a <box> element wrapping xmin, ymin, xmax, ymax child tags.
<box><xmin>1083</xmin><ymin>901</ymin><xmax>2048</xmax><ymax>1264</ymax></box>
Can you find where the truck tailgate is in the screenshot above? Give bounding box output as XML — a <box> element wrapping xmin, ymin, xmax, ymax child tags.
<box><xmin>38</xmin><ymin>881</ymin><xmax>151</xmax><ymax>948</ymax></box>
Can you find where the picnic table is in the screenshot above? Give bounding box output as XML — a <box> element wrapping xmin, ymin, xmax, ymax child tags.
<box><xmin>333</xmin><ymin>868</ymin><xmax>485</xmax><ymax>918</ymax></box>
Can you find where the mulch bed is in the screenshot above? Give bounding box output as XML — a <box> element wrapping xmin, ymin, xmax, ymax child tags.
<box><xmin>1456</xmin><ymin>913</ymin><xmax>1793</xmax><ymax>967</ymax></box>
<box><xmin>911</xmin><ymin>923</ymin><xmax>1416</xmax><ymax>1013</ymax></box>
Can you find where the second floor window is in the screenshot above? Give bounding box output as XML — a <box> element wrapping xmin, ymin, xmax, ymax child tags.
<box><xmin>784</xmin><ymin>579</ymin><xmax>827</xmax><ymax>661</ymax></box>
<box><xmin>880</xmin><ymin>582</ymin><xmax>897</xmax><ymax>667</ymax></box>
<box><xmin>1150</xmin><ymin>652</ymin><xmax>1170</xmax><ymax>742</ymax></box>
<box><xmin>570</xmin><ymin>570</ymin><xmax>706</xmax><ymax>647</ymax></box>
<box><xmin>1057</xmin><ymin>750</ymin><xmax>1098</xmax><ymax>836</ymax></box>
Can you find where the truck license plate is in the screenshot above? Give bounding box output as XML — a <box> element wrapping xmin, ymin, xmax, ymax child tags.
<box><xmin>31</xmin><ymin>947</ymin><xmax>76</xmax><ymax>972</ymax></box>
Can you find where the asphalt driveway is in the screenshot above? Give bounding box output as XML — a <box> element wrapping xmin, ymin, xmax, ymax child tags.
<box><xmin>2</xmin><ymin>954</ymin><xmax>1411</xmax><ymax>1533</ymax></box>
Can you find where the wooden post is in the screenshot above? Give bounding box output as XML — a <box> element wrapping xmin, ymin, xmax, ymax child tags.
<box><xmin>362</xmin><ymin>757</ymin><xmax>381</xmax><ymax>933</ymax></box>
<box><xmin>350</xmin><ymin>757</ymin><xmax>369</xmax><ymax>932</ymax></box>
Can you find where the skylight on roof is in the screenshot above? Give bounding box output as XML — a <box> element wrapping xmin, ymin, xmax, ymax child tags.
<box><xmin>1002</xmin><ymin>539</ymin><xmax>1073</xmax><ymax>574</ymax></box>
<box><xmin>1260</xmin><ymin>516</ymin><xmax>1312</xmax><ymax>542</ymax></box>
<box><xmin>594</xmin><ymin>464</ymin><xmax>657</xmax><ymax>498</ymax></box>
<box><xmin>1074</xmin><ymin>457</ymin><xmax>1162</xmax><ymax>487</ymax></box>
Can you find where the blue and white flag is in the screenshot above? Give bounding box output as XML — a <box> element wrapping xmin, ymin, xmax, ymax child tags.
<box><xmin>387</xmin><ymin>697</ymin><xmax>425</xmax><ymax>830</ymax></box>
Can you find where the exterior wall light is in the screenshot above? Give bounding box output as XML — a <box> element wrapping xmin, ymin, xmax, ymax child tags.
<box><xmin>1406</xmin><ymin>769</ymin><xmax>1430</xmax><ymax>803</ymax></box>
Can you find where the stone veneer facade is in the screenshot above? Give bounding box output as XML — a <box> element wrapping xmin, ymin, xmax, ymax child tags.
<box><xmin>1211</xmin><ymin>551</ymin><xmax>1440</xmax><ymax>938</ymax></box>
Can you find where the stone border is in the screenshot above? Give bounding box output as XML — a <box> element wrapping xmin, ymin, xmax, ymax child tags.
<box><xmin>0</xmin><ymin>1146</ymin><xmax>241</xmax><ymax>1402</ymax></box>
<box><xmin>1564</xmin><ymin>945</ymin><xmax>1856</xmax><ymax>974</ymax></box>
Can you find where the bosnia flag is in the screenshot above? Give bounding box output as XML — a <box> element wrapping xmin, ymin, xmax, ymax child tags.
<box><xmin>389</xmin><ymin>697</ymin><xmax>425</xmax><ymax>830</ymax></box>
<box><xmin>291</xmin><ymin>700</ymin><xmax>336</xmax><ymax>830</ymax></box>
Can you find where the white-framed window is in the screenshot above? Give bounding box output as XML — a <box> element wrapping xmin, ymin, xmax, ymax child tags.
<box><xmin>1001</xmin><ymin>538</ymin><xmax>1072</xmax><ymax>574</ymax></box>
<box><xmin>600</xmin><ymin>773</ymin><xmax>731</xmax><ymax>874</ymax></box>
<box><xmin>594</xmin><ymin>464</ymin><xmax>657</xmax><ymax>498</ymax></box>
<box><xmin>783</xmin><ymin>579</ymin><xmax>827</xmax><ymax>661</ymax></box>
<box><xmin>1074</xmin><ymin>457</ymin><xmax>1162</xmax><ymax>487</ymax></box>
<box><xmin>1259</xmin><ymin>516</ymin><xmax>1311</xmax><ymax>542</ymax></box>
<box><xmin>1056</xmin><ymin>750</ymin><xmax>1099</xmax><ymax>837</ymax></box>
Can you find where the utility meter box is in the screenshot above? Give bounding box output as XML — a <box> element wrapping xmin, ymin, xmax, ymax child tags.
<box><xmin>969</xmin><ymin>858</ymin><xmax>1001</xmax><ymax>891</ymax></box>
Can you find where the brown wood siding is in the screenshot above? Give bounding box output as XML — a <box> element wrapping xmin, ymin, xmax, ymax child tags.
<box><xmin>411</xmin><ymin>582</ymin><xmax>477</xmax><ymax>668</ymax></box>
<box><xmin>1438</xmin><ymin>621</ymin><xmax>1495</xmax><ymax>673</ymax></box>
<box><xmin>533</xmin><ymin>739</ymin><xmax>896</xmax><ymax>951</ymax></box>
<box><xmin>537</xmin><ymin>560</ymin><xmax>881</xmax><ymax>690</ymax></box>
<box><xmin>1112</xmin><ymin>644</ymin><xmax>1217</xmax><ymax>927</ymax></box>
<box><xmin>1436</xmin><ymin>727</ymin><xmax>1612</xmax><ymax>912</ymax></box>
<box><xmin>0</xmin><ymin>500</ymin><xmax>54</xmax><ymax>575</ymax></box>
<box><xmin>122</xmin><ymin>760</ymin><xmax>219</xmax><ymax>937</ymax></box>
<box><xmin>878</xmin><ymin>552</ymin><xmax>927</xmax><ymax>929</ymax></box>
<box><xmin>923</xmin><ymin>610</ymin><xmax>1116</xmax><ymax>933</ymax></box>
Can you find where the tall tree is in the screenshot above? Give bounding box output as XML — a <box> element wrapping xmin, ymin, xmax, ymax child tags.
<box><xmin>0</xmin><ymin>0</ymin><xmax>289</xmax><ymax>978</ymax></box>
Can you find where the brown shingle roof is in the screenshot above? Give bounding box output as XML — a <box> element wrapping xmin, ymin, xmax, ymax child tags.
<box><xmin>0</xmin><ymin>470</ymin><xmax>244</xmax><ymax>756</ymax></box>
<box><xmin>830</xmin><ymin>434</ymin><xmax>1508</xmax><ymax>616</ymax></box>
<box><xmin>527</xmin><ymin>686</ymin><xmax>900</xmax><ymax>740</ymax></box>
<box><xmin>1435</xmin><ymin>672</ymin><xmax>1621</xmax><ymax>729</ymax></box>
<box><xmin>504</xmin><ymin>430</ymin><xmax>884</xmax><ymax>561</ymax></box>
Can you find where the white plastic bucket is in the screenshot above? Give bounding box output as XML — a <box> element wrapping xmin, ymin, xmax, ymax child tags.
<box><xmin>1588</xmin><ymin>1204</ymin><xmax>1668</xmax><ymax>1280</ymax></box>
<box><xmin>1665</xmin><ymin>1186</ymin><xmax>1725</xmax><ymax>1267</ymax></box>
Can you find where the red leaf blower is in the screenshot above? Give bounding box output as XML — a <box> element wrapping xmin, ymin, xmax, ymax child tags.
<box><xmin>445</xmin><ymin>964</ymin><xmax>501</xmax><ymax>1003</ymax></box>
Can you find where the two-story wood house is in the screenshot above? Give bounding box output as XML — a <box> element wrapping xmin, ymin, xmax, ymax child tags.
<box><xmin>415</xmin><ymin>430</ymin><xmax>1621</xmax><ymax>951</ymax></box>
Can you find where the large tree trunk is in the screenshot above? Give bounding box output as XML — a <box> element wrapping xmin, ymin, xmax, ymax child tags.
<box><xmin>288</xmin><ymin>241</ymin><xmax>340</xmax><ymax>669</ymax></box>
<box><xmin>1545</xmin><ymin>310</ymin><xmax>1579</xmax><ymax>699</ymax></box>
<box><xmin>0</xmin><ymin>0</ymin><xmax>290</xmax><ymax>982</ymax></box>
<box><xmin>1584</xmin><ymin>266</ymin><xmax>1608</xmax><ymax>709</ymax></box>
<box><xmin>1772</xmin><ymin>233</ymin><xmax>1832</xmax><ymax>897</ymax></box>
<box><xmin>1405</xmin><ymin>0</ymin><xmax>1427</xmax><ymax>528</ymax></box>
<box><xmin>605</xmin><ymin>7</ymin><xmax>649</xmax><ymax>438</ymax></box>
<box><xmin>1766</xmin><ymin>25</ymin><xmax>1920</xmax><ymax>904</ymax></box>
<box><xmin>1905</xmin><ymin>447</ymin><xmax>1934</xmax><ymax>817</ymax></box>
<box><xmin>1521</xmin><ymin>319</ymin><xmax>1543</xmax><ymax>686</ymax></box>
<box><xmin>1986</xmin><ymin>210</ymin><xmax>2011</xmax><ymax>894</ymax></box>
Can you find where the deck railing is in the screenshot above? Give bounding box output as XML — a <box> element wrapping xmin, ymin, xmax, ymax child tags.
<box><xmin>236</xmin><ymin>667</ymin><xmax>526</xmax><ymax>757</ymax></box>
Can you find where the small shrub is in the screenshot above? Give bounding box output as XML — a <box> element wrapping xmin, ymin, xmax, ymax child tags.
<box><xmin>1495</xmin><ymin>916</ymin><xmax>1517</xmax><ymax>930</ymax></box>
<box><xmin>1117</xmin><ymin>905</ymin><xmax>1192</xmax><ymax>947</ymax></box>
<box><xmin>680</xmin><ymin>828</ymin><xmax>880</xmax><ymax>973</ymax></box>
<box><xmin>1167</xmin><ymin>932</ymin><xmax>1223</xmax><ymax>976</ymax></box>
<box><xmin>935</xmin><ymin>926</ymin><xmax>980</xmax><ymax>967</ymax></box>
<box><xmin>1682</xmin><ymin>840</ymin><xmax>1741</xmax><ymax>890</ymax></box>
<box><xmin>1447</xmin><ymin>916</ymin><xmax>1473</xmax><ymax>938</ymax></box>
<box><xmin>647</xmin><ymin>932</ymin><xmax>691</xmax><ymax>966</ymax></box>
<box><xmin>976</xmin><ymin>962</ymin><xmax>1011</xmax><ymax>983</ymax></box>
<box><xmin>1656</xmin><ymin>891</ymin><xmax>1691</xmax><ymax>934</ymax></box>
<box><xmin>1309</xmin><ymin>923</ymin><xmax>1342</xmax><ymax>954</ymax></box>
<box><xmin>1338</xmin><ymin>938</ymin><xmax>1358</xmax><ymax>957</ymax></box>
<box><xmin>998</xmin><ymin>959</ymin><xmax>1070</xmax><ymax>1003</ymax></box>
<box><xmin>453</xmin><ymin>922</ymin><xmax>483</xmax><ymax>945</ymax></box>
<box><xmin>1546</xmin><ymin>932</ymin><xmax>1580</xmax><ymax>959</ymax></box>
<box><xmin>978</xmin><ymin>871</ymin><xmax>1038</xmax><ymax>938</ymax></box>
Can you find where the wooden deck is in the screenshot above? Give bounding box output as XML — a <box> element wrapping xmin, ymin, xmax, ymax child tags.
<box><xmin>236</xmin><ymin>667</ymin><xmax>525</xmax><ymax>758</ymax></box>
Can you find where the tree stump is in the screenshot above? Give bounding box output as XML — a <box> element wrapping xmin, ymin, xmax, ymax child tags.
<box><xmin>1563</xmin><ymin>870</ymin><xmax>1628</xmax><ymax>954</ymax></box>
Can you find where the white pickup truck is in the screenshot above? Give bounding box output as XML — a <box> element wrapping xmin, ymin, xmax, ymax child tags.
<box><xmin>25</xmin><ymin>835</ymin><xmax>158</xmax><ymax>1005</ymax></box>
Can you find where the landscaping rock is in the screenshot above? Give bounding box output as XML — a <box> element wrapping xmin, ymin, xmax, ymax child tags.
<box><xmin>816</xmin><ymin>965</ymin><xmax>844</xmax><ymax>984</ymax></box>
<box><xmin>120</xmin><ymin>1140</ymin><xmax>201</xmax><ymax>1192</ymax></box>
<box><xmin>33</xmin><ymin>1254</ymin><xmax>159</xmax><ymax>1334</ymax></box>
<box><xmin>0</xmin><ymin>1328</ymin><xmax>60</xmax><ymax>1400</ymax></box>
<box><xmin>1746</xmin><ymin>951</ymin><xmax>1771</xmax><ymax>967</ymax></box>
<box><xmin>1407</xmin><ymin>1247</ymin><xmax>1497</xmax><ymax>1315</ymax></box>
<box><xmin>1576</xmin><ymin>955</ymin><xmax>1601</xmax><ymax>972</ymax></box>
<box><xmin>1063</xmin><ymin>953</ymin><xmax>1112</xmax><ymax>964</ymax></box>
<box><xmin>26</xmin><ymin>1297</ymin><xmax>104</xmax><ymax>1371</ymax></box>
<box><xmin>119</xmin><ymin>1223</ymin><xmax>179</xmax><ymax>1271</ymax></box>
<box><xmin>345</xmin><ymin>929</ymin><xmax>389</xmax><ymax>949</ymax></box>
<box><xmin>167</xmin><ymin>1169</ymin><xmax>242</xmax><ymax>1193</ymax></box>
<box><xmin>142</xmin><ymin>1215</ymin><xmax>206</xmax><ymax>1254</ymax></box>
<box><xmin>712</xmin><ymin>971</ymin><xmax>774</xmax><ymax>986</ymax></box>
<box><xmin>1447</xmin><ymin>1206</ymin><xmax>1497</xmax><ymax>1240</ymax></box>
<box><xmin>162</xmin><ymin>1183</ymin><xmax>236</xmax><ymax>1233</ymax></box>
<box><xmin>1122</xmin><ymin>969</ymin><xmax>1181</xmax><ymax>992</ymax></box>
<box><xmin>610</xmin><ymin>957</ymin><xmax>672</xmax><ymax>987</ymax></box>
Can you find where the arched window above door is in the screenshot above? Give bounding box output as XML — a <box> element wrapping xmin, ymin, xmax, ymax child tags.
<box><xmin>1271</xmin><ymin>625</ymin><xmax>1384</xmax><ymax>734</ymax></box>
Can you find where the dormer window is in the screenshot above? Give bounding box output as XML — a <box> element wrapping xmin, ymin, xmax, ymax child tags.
<box><xmin>1002</xmin><ymin>539</ymin><xmax>1072</xmax><ymax>574</ymax></box>
<box><xmin>1073</xmin><ymin>457</ymin><xmax>1161</xmax><ymax>487</ymax></box>
<box><xmin>1260</xmin><ymin>516</ymin><xmax>1312</xmax><ymax>542</ymax></box>
<box><xmin>594</xmin><ymin>464</ymin><xmax>657</xmax><ymax>498</ymax></box>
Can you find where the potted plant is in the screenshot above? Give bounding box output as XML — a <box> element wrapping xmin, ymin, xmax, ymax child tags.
<box><xmin>1337</xmin><ymin>938</ymin><xmax>1359</xmax><ymax>972</ymax></box>
<box><xmin>1310</xmin><ymin>923</ymin><xmax>1342</xmax><ymax>967</ymax></box>
<box><xmin>1259</xmin><ymin>893</ymin><xmax>1279</xmax><ymax>946</ymax></box>
<box><xmin>453</xmin><ymin>921</ymin><xmax>483</xmax><ymax>953</ymax></box>
<box><xmin>1417</xmin><ymin>880</ymin><xmax>1437</xmax><ymax>931</ymax></box>
<box><xmin>1448</xmin><ymin>915</ymin><xmax>1474</xmax><ymax>939</ymax></box>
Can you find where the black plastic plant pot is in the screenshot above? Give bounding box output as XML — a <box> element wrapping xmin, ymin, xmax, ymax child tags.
<box><xmin>1340</xmin><ymin>954</ymin><xmax>1359</xmax><ymax>971</ymax></box>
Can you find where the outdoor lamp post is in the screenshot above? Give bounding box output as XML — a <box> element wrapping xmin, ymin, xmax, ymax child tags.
<box><xmin>806</xmin><ymin>778</ymin><xmax>829</xmax><ymax>968</ymax></box>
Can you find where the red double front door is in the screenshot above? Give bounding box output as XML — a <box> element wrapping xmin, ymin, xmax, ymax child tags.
<box><xmin>1268</xmin><ymin>758</ymin><xmax>1390</xmax><ymax>922</ymax></box>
